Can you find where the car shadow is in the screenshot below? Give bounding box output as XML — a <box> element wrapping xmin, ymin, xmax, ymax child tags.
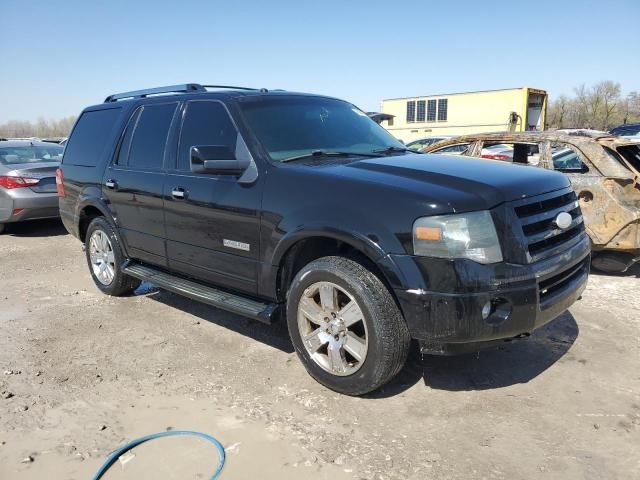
<box><xmin>368</xmin><ymin>311</ymin><xmax>579</xmax><ymax>397</ymax></box>
<box><xmin>590</xmin><ymin>262</ymin><xmax>640</xmax><ymax>278</ymax></box>
<box><xmin>140</xmin><ymin>284</ymin><xmax>294</xmax><ymax>354</ymax></box>
<box><xmin>134</xmin><ymin>282</ymin><xmax>578</xmax><ymax>396</ymax></box>
<box><xmin>3</xmin><ymin>219</ymin><xmax>68</xmax><ymax>237</ymax></box>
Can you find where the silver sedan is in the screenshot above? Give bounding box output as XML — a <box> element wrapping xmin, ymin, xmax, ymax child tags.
<box><xmin>0</xmin><ymin>140</ymin><xmax>63</xmax><ymax>233</ymax></box>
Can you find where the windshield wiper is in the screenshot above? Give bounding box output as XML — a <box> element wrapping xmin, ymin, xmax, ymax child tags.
<box><xmin>372</xmin><ymin>146</ymin><xmax>411</xmax><ymax>155</ymax></box>
<box><xmin>281</xmin><ymin>150</ymin><xmax>382</xmax><ymax>163</ymax></box>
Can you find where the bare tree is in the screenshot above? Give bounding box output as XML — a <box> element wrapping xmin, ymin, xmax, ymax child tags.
<box><xmin>547</xmin><ymin>81</ymin><xmax>638</xmax><ymax>130</ymax></box>
<box><xmin>594</xmin><ymin>81</ymin><xmax>621</xmax><ymax>130</ymax></box>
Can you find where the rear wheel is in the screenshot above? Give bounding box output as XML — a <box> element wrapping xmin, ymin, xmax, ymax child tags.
<box><xmin>0</xmin><ymin>223</ymin><xmax>5</xmax><ymax>234</ymax></box>
<box><xmin>286</xmin><ymin>256</ymin><xmax>410</xmax><ymax>396</ymax></box>
<box><xmin>85</xmin><ymin>217</ymin><xmax>140</xmax><ymax>296</ymax></box>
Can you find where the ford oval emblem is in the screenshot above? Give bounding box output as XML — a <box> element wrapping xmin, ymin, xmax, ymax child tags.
<box><xmin>554</xmin><ymin>211</ymin><xmax>572</xmax><ymax>230</ymax></box>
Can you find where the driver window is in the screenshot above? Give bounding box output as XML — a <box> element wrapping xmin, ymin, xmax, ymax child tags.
<box><xmin>178</xmin><ymin>101</ymin><xmax>238</xmax><ymax>171</ymax></box>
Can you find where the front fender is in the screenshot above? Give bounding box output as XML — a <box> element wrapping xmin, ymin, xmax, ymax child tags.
<box><xmin>270</xmin><ymin>225</ymin><xmax>388</xmax><ymax>268</ymax></box>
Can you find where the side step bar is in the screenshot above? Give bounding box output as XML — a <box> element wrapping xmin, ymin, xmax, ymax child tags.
<box><xmin>123</xmin><ymin>263</ymin><xmax>280</xmax><ymax>324</ymax></box>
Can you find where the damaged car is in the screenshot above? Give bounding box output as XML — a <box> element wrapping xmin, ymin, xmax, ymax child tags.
<box><xmin>423</xmin><ymin>131</ymin><xmax>640</xmax><ymax>273</ymax></box>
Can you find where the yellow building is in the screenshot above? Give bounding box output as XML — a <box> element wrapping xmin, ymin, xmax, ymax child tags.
<box><xmin>380</xmin><ymin>87</ymin><xmax>547</xmax><ymax>143</ymax></box>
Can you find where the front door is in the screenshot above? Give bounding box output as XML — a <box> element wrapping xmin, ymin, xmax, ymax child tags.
<box><xmin>164</xmin><ymin>100</ymin><xmax>263</xmax><ymax>295</ymax></box>
<box><xmin>102</xmin><ymin>102</ymin><xmax>178</xmax><ymax>267</ymax></box>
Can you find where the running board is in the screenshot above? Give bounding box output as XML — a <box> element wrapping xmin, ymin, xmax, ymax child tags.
<box><xmin>123</xmin><ymin>263</ymin><xmax>280</xmax><ymax>324</ymax></box>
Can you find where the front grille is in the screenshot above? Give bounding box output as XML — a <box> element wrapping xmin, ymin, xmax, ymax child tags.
<box><xmin>513</xmin><ymin>189</ymin><xmax>586</xmax><ymax>263</ymax></box>
<box><xmin>538</xmin><ymin>257</ymin><xmax>589</xmax><ymax>308</ymax></box>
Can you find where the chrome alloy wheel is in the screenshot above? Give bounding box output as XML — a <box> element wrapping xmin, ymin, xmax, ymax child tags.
<box><xmin>297</xmin><ymin>281</ymin><xmax>368</xmax><ymax>376</ymax></box>
<box><xmin>88</xmin><ymin>230</ymin><xmax>116</xmax><ymax>286</ymax></box>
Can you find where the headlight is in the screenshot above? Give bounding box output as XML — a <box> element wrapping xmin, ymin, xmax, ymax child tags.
<box><xmin>412</xmin><ymin>210</ymin><xmax>503</xmax><ymax>264</ymax></box>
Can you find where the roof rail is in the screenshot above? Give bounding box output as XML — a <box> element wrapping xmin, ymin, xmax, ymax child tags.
<box><xmin>104</xmin><ymin>83</ymin><xmax>262</xmax><ymax>102</ymax></box>
<box><xmin>201</xmin><ymin>85</ymin><xmax>259</xmax><ymax>91</ymax></box>
<box><xmin>104</xmin><ymin>84</ymin><xmax>207</xmax><ymax>102</ymax></box>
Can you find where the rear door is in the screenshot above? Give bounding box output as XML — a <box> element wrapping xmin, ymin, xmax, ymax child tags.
<box><xmin>164</xmin><ymin>99</ymin><xmax>263</xmax><ymax>295</ymax></box>
<box><xmin>102</xmin><ymin>102</ymin><xmax>178</xmax><ymax>267</ymax></box>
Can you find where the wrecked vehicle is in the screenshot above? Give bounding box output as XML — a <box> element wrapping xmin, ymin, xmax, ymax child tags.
<box><xmin>423</xmin><ymin>131</ymin><xmax>640</xmax><ymax>272</ymax></box>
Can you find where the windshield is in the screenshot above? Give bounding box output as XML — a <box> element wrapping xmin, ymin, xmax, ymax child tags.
<box><xmin>239</xmin><ymin>96</ymin><xmax>405</xmax><ymax>162</ymax></box>
<box><xmin>0</xmin><ymin>144</ymin><xmax>64</xmax><ymax>165</ymax></box>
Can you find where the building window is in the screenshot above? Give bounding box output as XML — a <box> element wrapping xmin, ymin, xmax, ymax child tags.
<box><xmin>437</xmin><ymin>99</ymin><xmax>448</xmax><ymax>121</ymax></box>
<box><xmin>427</xmin><ymin>100</ymin><xmax>436</xmax><ymax>122</ymax></box>
<box><xmin>416</xmin><ymin>100</ymin><xmax>426</xmax><ymax>122</ymax></box>
<box><xmin>406</xmin><ymin>101</ymin><xmax>416</xmax><ymax>122</ymax></box>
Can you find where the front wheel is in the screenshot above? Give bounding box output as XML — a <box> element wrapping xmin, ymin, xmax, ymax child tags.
<box><xmin>286</xmin><ymin>256</ymin><xmax>410</xmax><ymax>396</ymax></box>
<box><xmin>85</xmin><ymin>217</ymin><xmax>140</xmax><ymax>296</ymax></box>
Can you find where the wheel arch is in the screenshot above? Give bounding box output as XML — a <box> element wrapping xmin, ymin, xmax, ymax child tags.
<box><xmin>272</xmin><ymin>229</ymin><xmax>397</xmax><ymax>303</ymax></box>
<box><xmin>75</xmin><ymin>195</ymin><xmax>115</xmax><ymax>243</ymax></box>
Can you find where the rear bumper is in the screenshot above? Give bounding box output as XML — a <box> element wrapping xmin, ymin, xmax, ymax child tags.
<box><xmin>0</xmin><ymin>189</ymin><xmax>60</xmax><ymax>223</ymax></box>
<box><xmin>383</xmin><ymin>234</ymin><xmax>590</xmax><ymax>354</ymax></box>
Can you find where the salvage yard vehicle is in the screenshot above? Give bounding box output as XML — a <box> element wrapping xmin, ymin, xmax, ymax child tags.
<box><xmin>58</xmin><ymin>84</ymin><xmax>590</xmax><ymax>395</ymax></box>
<box><xmin>405</xmin><ymin>136</ymin><xmax>454</xmax><ymax>151</ymax></box>
<box><xmin>0</xmin><ymin>140</ymin><xmax>63</xmax><ymax>233</ymax></box>
<box><xmin>424</xmin><ymin>131</ymin><xmax>640</xmax><ymax>272</ymax></box>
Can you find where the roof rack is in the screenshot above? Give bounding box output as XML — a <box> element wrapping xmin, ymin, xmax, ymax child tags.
<box><xmin>104</xmin><ymin>83</ymin><xmax>261</xmax><ymax>103</ymax></box>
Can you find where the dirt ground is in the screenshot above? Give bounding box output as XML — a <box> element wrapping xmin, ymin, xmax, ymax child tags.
<box><xmin>1</xmin><ymin>219</ymin><xmax>639</xmax><ymax>480</ymax></box>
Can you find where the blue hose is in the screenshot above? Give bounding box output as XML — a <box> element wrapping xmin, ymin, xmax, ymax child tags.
<box><xmin>91</xmin><ymin>430</ymin><xmax>225</xmax><ymax>480</ymax></box>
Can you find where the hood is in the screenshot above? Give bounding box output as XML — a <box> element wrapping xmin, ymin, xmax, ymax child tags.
<box><xmin>326</xmin><ymin>153</ymin><xmax>570</xmax><ymax>212</ymax></box>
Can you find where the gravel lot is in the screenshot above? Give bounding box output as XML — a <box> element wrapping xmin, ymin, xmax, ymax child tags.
<box><xmin>1</xmin><ymin>219</ymin><xmax>639</xmax><ymax>479</ymax></box>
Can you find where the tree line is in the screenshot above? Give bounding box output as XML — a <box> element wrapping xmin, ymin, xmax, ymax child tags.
<box><xmin>0</xmin><ymin>116</ymin><xmax>77</xmax><ymax>139</ymax></box>
<box><xmin>547</xmin><ymin>81</ymin><xmax>640</xmax><ymax>131</ymax></box>
<box><xmin>1</xmin><ymin>82</ymin><xmax>638</xmax><ymax>138</ymax></box>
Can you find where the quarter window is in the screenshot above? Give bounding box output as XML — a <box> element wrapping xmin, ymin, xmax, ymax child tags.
<box><xmin>63</xmin><ymin>108</ymin><xmax>121</xmax><ymax>167</ymax></box>
<box><xmin>127</xmin><ymin>103</ymin><xmax>177</xmax><ymax>170</ymax></box>
<box><xmin>178</xmin><ymin>101</ymin><xmax>238</xmax><ymax>171</ymax></box>
<box><xmin>406</xmin><ymin>101</ymin><xmax>416</xmax><ymax>122</ymax></box>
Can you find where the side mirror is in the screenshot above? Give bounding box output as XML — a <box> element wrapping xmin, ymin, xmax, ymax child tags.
<box><xmin>190</xmin><ymin>145</ymin><xmax>250</xmax><ymax>175</ymax></box>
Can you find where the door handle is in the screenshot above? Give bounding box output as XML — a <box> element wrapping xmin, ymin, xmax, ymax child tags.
<box><xmin>171</xmin><ymin>187</ymin><xmax>186</xmax><ymax>199</ymax></box>
<box><xmin>105</xmin><ymin>179</ymin><xmax>117</xmax><ymax>189</ymax></box>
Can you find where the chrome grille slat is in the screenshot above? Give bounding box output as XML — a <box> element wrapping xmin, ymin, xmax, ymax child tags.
<box><xmin>513</xmin><ymin>189</ymin><xmax>586</xmax><ymax>263</ymax></box>
<box><xmin>525</xmin><ymin>214</ymin><xmax>583</xmax><ymax>244</ymax></box>
<box><xmin>517</xmin><ymin>200</ymin><xmax>579</xmax><ymax>226</ymax></box>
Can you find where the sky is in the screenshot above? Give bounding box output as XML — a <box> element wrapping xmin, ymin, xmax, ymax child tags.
<box><xmin>2</xmin><ymin>0</ymin><xmax>639</xmax><ymax>122</ymax></box>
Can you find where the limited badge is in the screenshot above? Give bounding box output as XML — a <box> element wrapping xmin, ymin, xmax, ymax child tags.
<box><xmin>223</xmin><ymin>239</ymin><xmax>250</xmax><ymax>251</ymax></box>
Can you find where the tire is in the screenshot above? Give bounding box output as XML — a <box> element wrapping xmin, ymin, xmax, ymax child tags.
<box><xmin>85</xmin><ymin>217</ymin><xmax>140</xmax><ymax>296</ymax></box>
<box><xmin>591</xmin><ymin>251</ymin><xmax>635</xmax><ymax>274</ymax></box>
<box><xmin>286</xmin><ymin>256</ymin><xmax>410</xmax><ymax>396</ymax></box>
<box><xmin>0</xmin><ymin>223</ymin><xmax>5</xmax><ymax>234</ymax></box>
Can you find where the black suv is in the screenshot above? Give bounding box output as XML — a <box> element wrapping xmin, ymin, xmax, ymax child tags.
<box><xmin>58</xmin><ymin>84</ymin><xmax>590</xmax><ymax>395</ymax></box>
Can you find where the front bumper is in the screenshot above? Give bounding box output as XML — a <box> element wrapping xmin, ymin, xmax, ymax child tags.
<box><xmin>380</xmin><ymin>234</ymin><xmax>590</xmax><ymax>354</ymax></box>
<box><xmin>0</xmin><ymin>188</ymin><xmax>59</xmax><ymax>223</ymax></box>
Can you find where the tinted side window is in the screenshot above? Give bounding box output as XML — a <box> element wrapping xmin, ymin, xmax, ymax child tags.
<box><xmin>177</xmin><ymin>101</ymin><xmax>238</xmax><ymax>170</ymax></box>
<box><xmin>116</xmin><ymin>108</ymin><xmax>142</xmax><ymax>167</ymax></box>
<box><xmin>128</xmin><ymin>103</ymin><xmax>177</xmax><ymax>170</ymax></box>
<box><xmin>63</xmin><ymin>108</ymin><xmax>121</xmax><ymax>166</ymax></box>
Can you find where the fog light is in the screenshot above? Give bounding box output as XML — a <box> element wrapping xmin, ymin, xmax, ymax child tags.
<box><xmin>481</xmin><ymin>301</ymin><xmax>492</xmax><ymax>320</ymax></box>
